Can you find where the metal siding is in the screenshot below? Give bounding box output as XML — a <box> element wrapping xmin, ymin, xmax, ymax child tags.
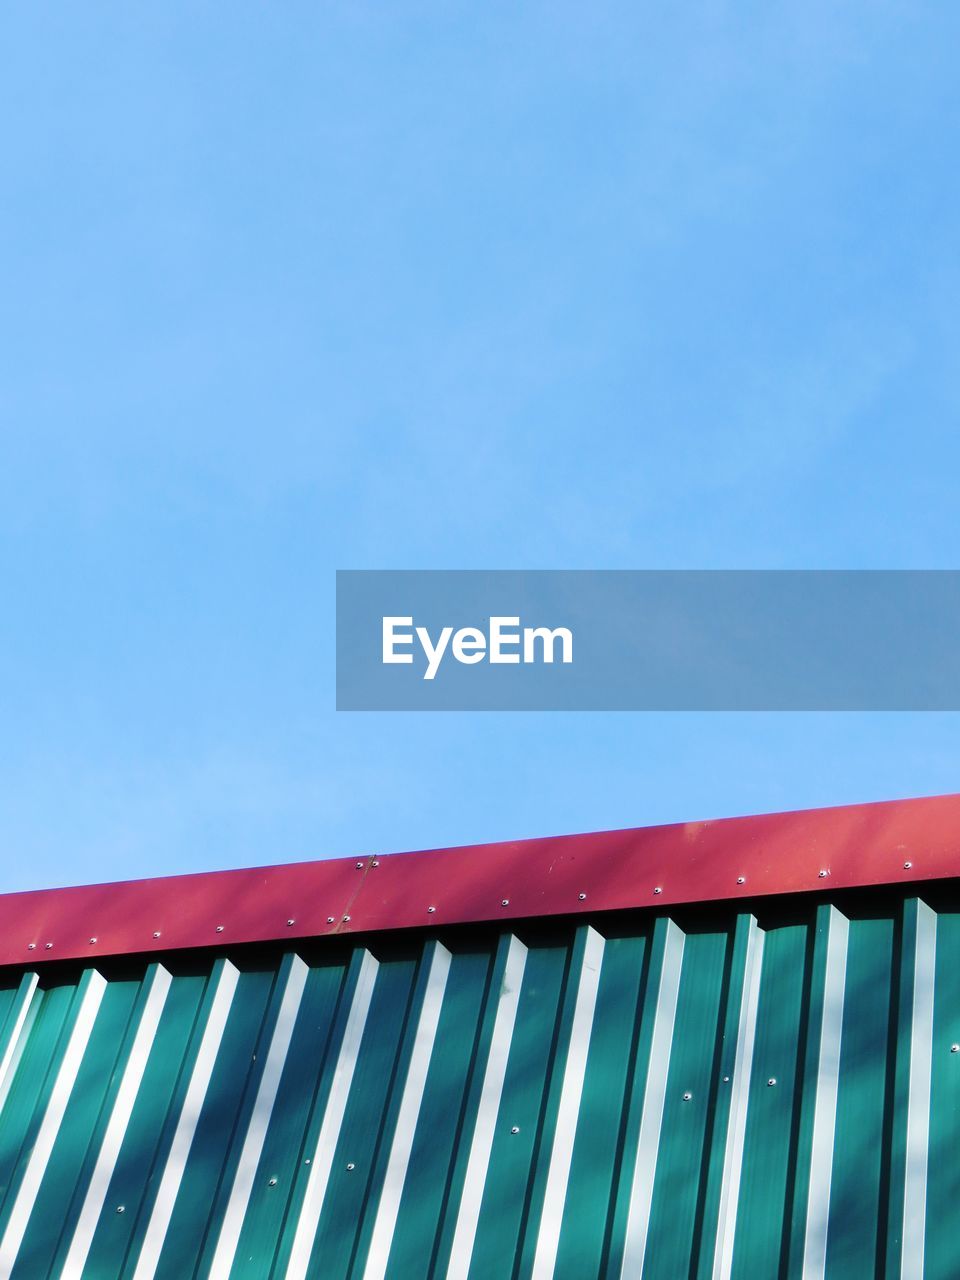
<box><xmin>0</xmin><ymin>892</ymin><xmax>954</xmax><ymax>1277</ymax></box>
<box><xmin>442</xmin><ymin>932</ymin><xmax>527</xmax><ymax>1280</ymax></box>
<box><xmin>466</xmin><ymin>935</ymin><xmax>569</xmax><ymax>1277</ymax></box>
<box><xmin>641</xmin><ymin>925</ymin><xmax>729</xmax><ymax>1280</ymax></box>
<box><xmin>924</xmin><ymin>906</ymin><xmax>960</xmax><ymax>1280</ymax></box>
<box><xmin>731</xmin><ymin>916</ymin><xmax>808</xmax><ymax>1278</ymax></box>
<box><xmin>552</xmin><ymin>929</ymin><xmax>648</xmax><ymax>1279</ymax></box>
<box><xmin>60</xmin><ymin>964</ymin><xmax>173</xmax><ymax>1278</ymax></box>
<box><xmin>376</xmin><ymin>946</ymin><xmax>492</xmax><ymax>1280</ymax></box>
<box><xmin>825</xmin><ymin>914</ymin><xmax>894</xmax><ymax>1278</ymax></box>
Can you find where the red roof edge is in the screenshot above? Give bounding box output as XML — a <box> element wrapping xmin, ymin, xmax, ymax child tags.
<box><xmin>5</xmin><ymin>792</ymin><xmax>960</xmax><ymax>966</ymax></box>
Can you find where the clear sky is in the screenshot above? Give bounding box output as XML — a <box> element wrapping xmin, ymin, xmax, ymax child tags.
<box><xmin>2</xmin><ymin>3</ymin><xmax>959</xmax><ymax>890</ymax></box>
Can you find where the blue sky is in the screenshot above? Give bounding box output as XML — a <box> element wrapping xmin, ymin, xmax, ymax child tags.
<box><xmin>2</xmin><ymin>2</ymin><xmax>959</xmax><ymax>889</ymax></box>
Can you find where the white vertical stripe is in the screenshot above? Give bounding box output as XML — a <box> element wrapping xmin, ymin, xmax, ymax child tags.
<box><xmin>0</xmin><ymin>969</ymin><xmax>107</xmax><ymax>1280</ymax></box>
<box><xmin>902</xmin><ymin>901</ymin><xmax>936</xmax><ymax>1280</ymax></box>
<box><xmin>801</xmin><ymin>908</ymin><xmax>849</xmax><ymax>1280</ymax></box>
<box><xmin>530</xmin><ymin>927</ymin><xmax>605</xmax><ymax>1280</ymax></box>
<box><xmin>62</xmin><ymin>965</ymin><xmax>172</xmax><ymax>1278</ymax></box>
<box><xmin>712</xmin><ymin>920</ymin><xmax>765</xmax><ymax>1280</ymax></box>
<box><xmin>285</xmin><ymin>949</ymin><xmax>380</xmax><ymax>1280</ymax></box>
<box><xmin>0</xmin><ymin>975</ymin><xmax>39</xmax><ymax>1116</ymax></box>
<box><xmin>362</xmin><ymin>944</ymin><xmax>451</xmax><ymax>1280</ymax></box>
<box><xmin>620</xmin><ymin>918</ymin><xmax>685</xmax><ymax>1278</ymax></box>
<box><xmin>446</xmin><ymin>933</ymin><xmax>528</xmax><ymax>1280</ymax></box>
<box><xmin>132</xmin><ymin>960</ymin><xmax>239</xmax><ymax>1280</ymax></box>
<box><xmin>208</xmin><ymin>956</ymin><xmax>309</xmax><ymax>1280</ymax></box>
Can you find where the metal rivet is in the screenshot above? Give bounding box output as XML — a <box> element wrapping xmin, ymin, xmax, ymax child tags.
<box><xmin>767</xmin><ymin>1077</ymin><xmax>777</xmax><ymax>1087</ymax></box>
<box><xmin>268</xmin><ymin>1177</ymin><xmax>277</xmax><ymax>1186</ymax></box>
<box><xmin>371</xmin><ymin>859</ymin><xmax>379</xmax><ymax>867</ymax></box>
<box><xmin>286</xmin><ymin>919</ymin><xmax>296</xmax><ymax>926</ymax></box>
<box><xmin>737</xmin><ymin>877</ymin><xmax>745</xmax><ymax>885</ymax></box>
<box><xmin>578</xmin><ymin>893</ymin><xmax>587</xmax><ymax>901</ymax></box>
<box><xmin>116</xmin><ymin>1205</ymin><xmax>125</xmax><ymax>1214</ymax></box>
<box><xmin>427</xmin><ymin>906</ymin><xmax>436</xmax><ymax>913</ymax></box>
<box><xmin>89</xmin><ymin>937</ymin><xmax>97</xmax><ymax>945</ymax></box>
<box><xmin>346</xmin><ymin>1162</ymin><xmax>355</xmax><ymax>1171</ymax></box>
<box><xmin>653</xmin><ymin>887</ymin><xmax>662</xmax><ymax>895</ymax></box>
<box><xmin>722</xmin><ymin>1076</ymin><xmax>730</xmax><ymax>1083</ymax></box>
<box><xmin>44</xmin><ymin>943</ymin><xmax>53</xmax><ymax>950</ymax></box>
<box><xmin>215</xmin><ymin>925</ymin><xmax>224</xmax><ymax>933</ymax></box>
<box><xmin>510</xmin><ymin>1126</ymin><xmax>520</xmax><ymax>1134</ymax></box>
<box><xmin>903</xmin><ymin>861</ymin><xmax>913</xmax><ymax>870</ymax></box>
<box><xmin>343</xmin><ymin>915</ymin><xmax>351</xmax><ymax>923</ymax></box>
<box><xmin>501</xmin><ymin>899</ymin><xmax>510</xmax><ymax>907</ymax></box>
<box><xmin>304</xmin><ymin>1157</ymin><xmax>311</xmax><ymax>1164</ymax></box>
<box><xmin>27</xmin><ymin>944</ymin><xmax>35</xmax><ymax>950</ymax></box>
<box><xmin>682</xmin><ymin>1091</ymin><xmax>692</xmax><ymax>1101</ymax></box>
<box><xmin>356</xmin><ymin>862</ymin><xmax>363</xmax><ymax>870</ymax></box>
<box><xmin>153</xmin><ymin>931</ymin><xmax>161</xmax><ymax>939</ymax></box>
<box><xmin>951</xmin><ymin>1044</ymin><xmax>959</xmax><ymax>1054</ymax></box>
<box><xmin>818</xmin><ymin>870</ymin><xmax>828</xmax><ymax>878</ymax></box>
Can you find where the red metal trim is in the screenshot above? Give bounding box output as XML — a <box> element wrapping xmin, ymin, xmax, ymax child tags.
<box><xmin>5</xmin><ymin>793</ymin><xmax>960</xmax><ymax>966</ymax></box>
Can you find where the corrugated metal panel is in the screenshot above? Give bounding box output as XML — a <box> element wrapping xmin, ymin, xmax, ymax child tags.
<box><xmin>0</xmin><ymin>889</ymin><xmax>952</xmax><ymax>1277</ymax></box>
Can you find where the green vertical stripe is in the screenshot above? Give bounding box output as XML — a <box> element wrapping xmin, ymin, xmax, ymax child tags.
<box><xmin>376</xmin><ymin>946</ymin><xmax>492</xmax><ymax>1280</ymax></box>
<box><xmin>731</xmin><ymin>914</ymin><xmax>809</xmax><ymax>1280</ymax></box>
<box><xmin>229</xmin><ymin>955</ymin><xmax>351</xmax><ymax>1279</ymax></box>
<box><xmin>82</xmin><ymin>968</ymin><xmax>209</xmax><ymax>1278</ymax></box>
<box><xmin>924</xmin><ymin>906</ymin><xmax>960</xmax><ymax>1280</ymax></box>
<box><xmin>824</xmin><ymin>914</ymin><xmax>895</xmax><ymax>1278</ymax></box>
<box><xmin>0</xmin><ymin>980</ymin><xmax>83</xmax><ymax>1232</ymax></box>
<box><xmin>467</xmin><ymin>935</ymin><xmax>570</xmax><ymax>1278</ymax></box>
<box><xmin>13</xmin><ymin>973</ymin><xmax>139</xmax><ymax>1278</ymax></box>
<box><xmin>605</xmin><ymin>914</ymin><xmax>681</xmax><ymax>1278</ymax></box>
<box><xmin>552</xmin><ymin>928</ymin><xmax>648</xmax><ymax>1279</ymax></box>
<box><xmin>152</xmin><ymin>964</ymin><xmax>275</xmax><ymax>1279</ymax></box>
<box><xmin>641</xmin><ymin>926</ymin><xmax>730</xmax><ymax>1280</ymax></box>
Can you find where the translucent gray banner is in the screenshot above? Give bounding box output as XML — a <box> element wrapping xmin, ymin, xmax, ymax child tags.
<box><xmin>336</xmin><ymin>570</ymin><xmax>960</xmax><ymax>710</ymax></box>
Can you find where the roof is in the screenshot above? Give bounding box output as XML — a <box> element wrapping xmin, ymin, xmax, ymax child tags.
<box><xmin>4</xmin><ymin>791</ymin><xmax>960</xmax><ymax>965</ymax></box>
<box><xmin>0</xmin><ymin>793</ymin><xmax>954</xmax><ymax>1278</ymax></box>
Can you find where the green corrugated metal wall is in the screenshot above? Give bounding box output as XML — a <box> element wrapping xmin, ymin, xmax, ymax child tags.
<box><xmin>0</xmin><ymin>892</ymin><xmax>950</xmax><ymax>1277</ymax></box>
